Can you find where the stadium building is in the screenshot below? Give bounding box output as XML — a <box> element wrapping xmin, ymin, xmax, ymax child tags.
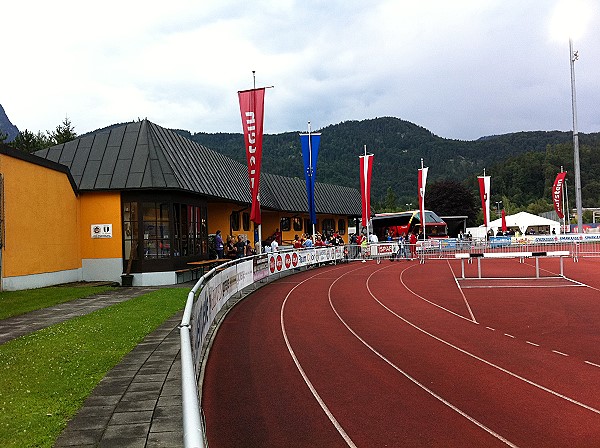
<box><xmin>0</xmin><ymin>120</ymin><xmax>361</xmax><ymax>290</ymax></box>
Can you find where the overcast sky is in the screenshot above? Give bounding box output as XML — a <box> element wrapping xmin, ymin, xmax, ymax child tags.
<box><xmin>2</xmin><ymin>0</ymin><xmax>599</xmax><ymax>141</ymax></box>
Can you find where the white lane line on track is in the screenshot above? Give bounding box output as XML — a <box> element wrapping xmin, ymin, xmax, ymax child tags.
<box><xmin>280</xmin><ymin>266</ymin><xmax>359</xmax><ymax>448</ymax></box>
<box><xmin>526</xmin><ymin>341</ymin><xmax>540</xmax><ymax>347</ymax></box>
<box><xmin>459</xmin><ymin>284</ymin><xmax>584</xmax><ymax>288</ymax></box>
<box><xmin>486</xmin><ymin>327</ymin><xmax>496</xmax><ymax>331</ymax></box>
<box><xmin>389</xmin><ymin>263</ymin><xmax>477</xmax><ymax>323</ymax></box>
<box><xmin>327</xmin><ymin>272</ymin><xmax>520</xmax><ymax>448</ymax></box>
<box><xmin>374</xmin><ymin>264</ymin><xmax>600</xmax><ymax>416</ymax></box>
<box><xmin>446</xmin><ymin>260</ymin><xmax>477</xmax><ymax>323</ymax></box>
<box><xmin>504</xmin><ymin>334</ymin><xmax>516</xmax><ymax>338</ymax></box>
<box><xmin>585</xmin><ymin>361</ymin><xmax>600</xmax><ymax>369</ymax></box>
<box><xmin>552</xmin><ymin>350</ymin><xmax>569</xmax><ymax>357</ymax></box>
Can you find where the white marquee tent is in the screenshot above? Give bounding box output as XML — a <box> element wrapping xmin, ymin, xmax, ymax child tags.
<box><xmin>484</xmin><ymin>211</ymin><xmax>561</xmax><ymax>235</ymax></box>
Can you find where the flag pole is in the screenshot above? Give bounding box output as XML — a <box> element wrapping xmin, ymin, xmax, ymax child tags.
<box><xmin>364</xmin><ymin>145</ymin><xmax>370</xmax><ymax>241</ymax></box>
<box><xmin>309</xmin><ymin>121</ymin><xmax>316</xmax><ymax>242</ymax></box>
<box><xmin>565</xmin><ymin>170</ymin><xmax>570</xmax><ymax>233</ymax></box>
<box><xmin>421</xmin><ymin>158</ymin><xmax>425</xmax><ymax>242</ymax></box>
<box><xmin>482</xmin><ymin>168</ymin><xmax>487</xmax><ymax>239</ymax></box>
<box><xmin>560</xmin><ymin>166</ymin><xmax>565</xmax><ymax>233</ymax></box>
<box><xmin>252</xmin><ymin>70</ymin><xmax>262</xmax><ymax>253</ymax></box>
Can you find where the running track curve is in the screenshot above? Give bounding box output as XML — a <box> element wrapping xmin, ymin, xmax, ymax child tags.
<box><xmin>202</xmin><ymin>258</ymin><xmax>600</xmax><ymax>447</ymax></box>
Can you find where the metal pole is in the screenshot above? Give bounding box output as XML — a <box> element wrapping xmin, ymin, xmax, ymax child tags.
<box><xmin>569</xmin><ymin>38</ymin><xmax>583</xmax><ymax>234</ymax></box>
<box><xmin>364</xmin><ymin>145</ymin><xmax>370</xmax><ymax>241</ymax></box>
<box><xmin>565</xmin><ymin>176</ymin><xmax>570</xmax><ymax>232</ymax></box>
<box><xmin>309</xmin><ymin>122</ymin><xmax>316</xmax><ymax>241</ymax></box>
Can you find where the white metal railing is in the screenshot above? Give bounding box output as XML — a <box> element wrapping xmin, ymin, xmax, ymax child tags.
<box><xmin>364</xmin><ymin>234</ymin><xmax>600</xmax><ymax>263</ymax></box>
<box><xmin>180</xmin><ymin>246</ymin><xmax>345</xmax><ymax>447</ymax></box>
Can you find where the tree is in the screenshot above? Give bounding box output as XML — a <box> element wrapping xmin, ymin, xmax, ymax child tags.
<box><xmin>0</xmin><ymin>131</ymin><xmax>7</xmax><ymax>143</ymax></box>
<box><xmin>425</xmin><ymin>180</ymin><xmax>478</xmax><ymax>225</ymax></box>
<box><xmin>383</xmin><ymin>186</ymin><xmax>397</xmax><ymax>211</ymax></box>
<box><xmin>49</xmin><ymin>116</ymin><xmax>77</xmax><ymax>144</ymax></box>
<box><xmin>11</xmin><ymin>129</ymin><xmax>54</xmax><ymax>153</ymax></box>
<box><xmin>10</xmin><ymin>117</ymin><xmax>77</xmax><ymax>153</ymax></box>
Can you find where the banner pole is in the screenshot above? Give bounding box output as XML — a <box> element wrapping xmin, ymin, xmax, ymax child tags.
<box><xmin>364</xmin><ymin>145</ymin><xmax>370</xmax><ymax>241</ymax></box>
<box><xmin>254</xmin><ymin>74</ymin><xmax>262</xmax><ymax>253</ymax></box>
<box><xmin>309</xmin><ymin>122</ymin><xmax>316</xmax><ymax>241</ymax></box>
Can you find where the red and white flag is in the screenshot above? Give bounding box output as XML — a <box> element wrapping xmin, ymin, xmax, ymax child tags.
<box><xmin>238</xmin><ymin>88</ymin><xmax>266</xmax><ymax>224</ymax></box>
<box><xmin>478</xmin><ymin>175</ymin><xmax>491</xmax><ymax>227</ymax></box>
<box><xmin>359</xmin><ymin>154</ymin><xmax>373</xmax><ymax>227</ymax></box>
<box><xmin>552</xmin><ymin>171</ymin><xmax>567</xmax><ymax>219</ymax></box>
<box><xmin>418</xmin><ymin>166</ymin><xmax>429</xmax><ymax>233</ymax></box>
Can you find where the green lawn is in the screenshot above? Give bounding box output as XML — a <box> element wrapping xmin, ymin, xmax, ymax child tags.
<box><xmin>0</xmin><ymin>284</ymin><xmax>115</xmax><ymax>320</ymax></box>
<box><xmin>0</xmin><ymin>287</ymin><xmax>188</xmax><ymax>448</ymax></box>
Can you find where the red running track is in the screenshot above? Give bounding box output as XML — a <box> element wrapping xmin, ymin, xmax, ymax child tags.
<box><xmin>202</xmin><ymin>257</ymin><xmax>600</xmax><ymax>447</ymax></box>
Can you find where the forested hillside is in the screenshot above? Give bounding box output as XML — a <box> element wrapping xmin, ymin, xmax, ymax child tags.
<box><xmin>182</xmin><ymin>117</ymin><xmax>600</xmax><ymax>211</ymax></box>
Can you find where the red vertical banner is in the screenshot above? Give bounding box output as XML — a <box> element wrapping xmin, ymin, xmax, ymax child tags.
<box><xmin>359</xmin><ymin>154</ymin><xmax>373</xmax><ymax>227</ymax></box>
<box><xmin>478</xmin><ymin>175</ymin><xmax>491</xmax><ymax>227</ymax></box>
<box><xmin>552</xmin><ymin>171</ymin><xmax>567</xmax><ymax>219</ymax></box>
<box><xmin>418</xmin><ymin>166</ymin><xmax>428</xmax><ymax>235</ymax></box>
<box><xmin>238</xmin><ymin>88</ymin><xmax>266</xmax><ymax>224</ymax></box>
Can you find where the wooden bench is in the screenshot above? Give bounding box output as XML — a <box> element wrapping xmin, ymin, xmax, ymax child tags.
<box><xmin>175</xmin><ymin>259</ymin><xmax>228</xmax><ymax>283</ymax></box>
<box><xmin>175</xmin><ymin>267</ymin><xmax>203</xmax><ymax>284</ymax></box>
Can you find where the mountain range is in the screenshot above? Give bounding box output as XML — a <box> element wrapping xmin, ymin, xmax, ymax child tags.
<box><xmin>4</xmin><ymin>105</ymin><xmax>598</xmax><ymax>209</ymax></box>
<box><xmin>0</xmin><ymin>104</ymin><xmax>19</xmax><ymax>142</ymax></box>
<box><xmin>179</xmin><ymin>117</ymin><xmax>600</xmax><ymax>208</ymax></box>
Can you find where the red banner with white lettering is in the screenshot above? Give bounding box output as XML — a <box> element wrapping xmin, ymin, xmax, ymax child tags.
<box><xmin>478</xmin><ymin>176</ymin><xmax>491</xmax><ymax>227</ymax></box>
<box><xmin>238</xmin><ymin>88</ymin><xmax>266</xmax><ymax>224</ymax></box>
<box><xmin>418</xmin><ymin>166</ymin><xmax>428</xmax><ymax>233</ymax></box>
<box><xmin>552</xmin><ymin>171</ymin><xmax>567</xmax><ymax>219</ymax></box>
<box><xmin>360</xmin><ymin>154</ymin><xmax>373</xmax><ymax>227</ymax></box>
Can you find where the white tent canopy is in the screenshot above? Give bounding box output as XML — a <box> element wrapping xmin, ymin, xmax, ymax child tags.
<box><xmin>484</xmin><ymin>211</ymin><xmax>561</xmax><ymax>235</ymax></box>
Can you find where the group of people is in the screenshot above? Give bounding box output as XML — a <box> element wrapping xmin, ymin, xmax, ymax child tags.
<box><xmin>377</xmin><ymin>228</ymin><xmax>419</xmax><ymax>260</ymax></box>
<box><xmin>291</xmin><ymin>232</ymin><xmax>345</xmax><ymax>249</ymax></box>
<box><xmin>214</xmin><ymin>230</ymin><xmax>255</xmax><ymax>259</ymax></box>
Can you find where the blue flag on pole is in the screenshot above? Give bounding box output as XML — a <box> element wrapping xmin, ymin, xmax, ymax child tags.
<box><xmin>300</xmin><ymin>132</ymin><xmax>321</xmax><ymax>226</ymax></box>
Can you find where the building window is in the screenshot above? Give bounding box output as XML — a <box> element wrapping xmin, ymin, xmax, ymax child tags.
<box><xmin>122</xmin><ymin>194</ymin><xmax>209</xmax><ymax>273</ymax></box>
<box><xmin>280</xmin><ymin>217</ymin><xmax>291</xmax><ymax>232</ymax></box>
<box><xmin>123</xmin><ymin>202</ymin><xmax>138</xmax><ymax>261</ymax></box>
<box><xmin>230</xmin><ymin>211</ymin><xmax>240</xmax><ymax>231</ymax></box>
<box><xmin>142</xmin><ymin>202</ymin><xmax>170</xmax><ymax>258</ymax></box>
<box><xmin>322</xmin><ymin>218</ymin><xmax>335</xmax><ymax>235</ymax></box>
<box><xmin>292</xmin><ymin>217</ymin><xmax>303</xmax><ymax>231</ymax></box>
<box><xmin>242</xmin><ymin>212</ymin><xmax>250</xmax><ymax>231</ymax></box>
<box><xmin>338</xmin><ymin>218</ymin><xmax>346</xmax><ymax>235</ymax></box>
<box><xmin>173</xmin><ymin>203</ymin><xmax>208</xmax><ymax>257</ymax></box>
<box><xmin>304</xmin><ymin>219</ymin><xmax>318</xmax><ymax>235</ymax></box>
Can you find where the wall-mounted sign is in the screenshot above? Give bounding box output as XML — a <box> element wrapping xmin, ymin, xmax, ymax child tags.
<box><xmin>91</xmin><ymin>224</ymin><xmax>112</xmax><ymax>239</ymax></box>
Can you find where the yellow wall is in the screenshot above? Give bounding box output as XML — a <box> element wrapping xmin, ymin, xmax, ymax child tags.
<box><xmin>207</xmin><ymin>202</ymin><xmax>236</xmax><ymax>236</ymax></box>
<box><xmin>1</xmin><ymin>155</ymin><xmax>81</xmax><ymax>277</ymax></box>
<box><xmin>207</xmin><ymin>201</ymin><xmax>348</xmax><ymax>245</ymax></box>
<box><xmin>79</xmin><ymin>192</ymin><xmax>123</xmax><ymax>259</ymax></box>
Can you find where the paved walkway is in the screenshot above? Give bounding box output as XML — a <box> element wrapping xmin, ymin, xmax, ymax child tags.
<box><xmin>1</xmin><ymin>284</ymin><xmax>192</xmax><ymax>448</ymax></box>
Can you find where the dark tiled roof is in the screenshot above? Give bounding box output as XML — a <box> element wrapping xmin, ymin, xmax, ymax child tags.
<box><xmin>33</xmin><ymin>120</ymin><xmax>361</xmax><ymax>216</ymax></box>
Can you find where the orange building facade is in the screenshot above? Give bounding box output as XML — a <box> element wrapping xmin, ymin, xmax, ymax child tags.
<box><xmin>0</xmin><ymin>122</ymin><xmax>360</xmax><ymax>290</ymax></box>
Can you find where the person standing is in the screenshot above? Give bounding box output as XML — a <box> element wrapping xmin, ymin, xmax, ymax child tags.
<box><xmin>215</xmin><ymin>230</ymin><xmax>224</xmax><ymax>259</ymax></box>
<box><xmin>270</xmin><ymin>238</ymin><xmax>279</xmax><ymax>252</ymax></box>
<box><xmin>409</xmin><ymin>232</ymin><xmax>417</xmax><ymax>259</ymax></box>
<box><xmin>235</xmin><ymin>235</ymin><xmax>246</xmax><ymax>259</ymax></box>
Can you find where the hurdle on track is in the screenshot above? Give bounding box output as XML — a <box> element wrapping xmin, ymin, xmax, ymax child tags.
<box><xmin>454</xmin><ymin>250</ymin><xmax>570</xmax><ymax>279</ymax></box>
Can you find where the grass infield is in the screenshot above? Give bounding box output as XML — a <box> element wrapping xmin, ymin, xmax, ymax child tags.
<box><xmin>0</xmin><ymin>287</ymin><xmax>187</xmax><ymax>448</ymax></box>
<box><xmin>0</xmin><ymin>284</ymin><xmax>116</xmax><ymax>320</ymax></box>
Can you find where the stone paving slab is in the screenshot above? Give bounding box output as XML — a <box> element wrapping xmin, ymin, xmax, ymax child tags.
<box><xmin>54</xmin><ymin>312</ymin><xmax>184</xmax><ymax>447</ymax></box>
